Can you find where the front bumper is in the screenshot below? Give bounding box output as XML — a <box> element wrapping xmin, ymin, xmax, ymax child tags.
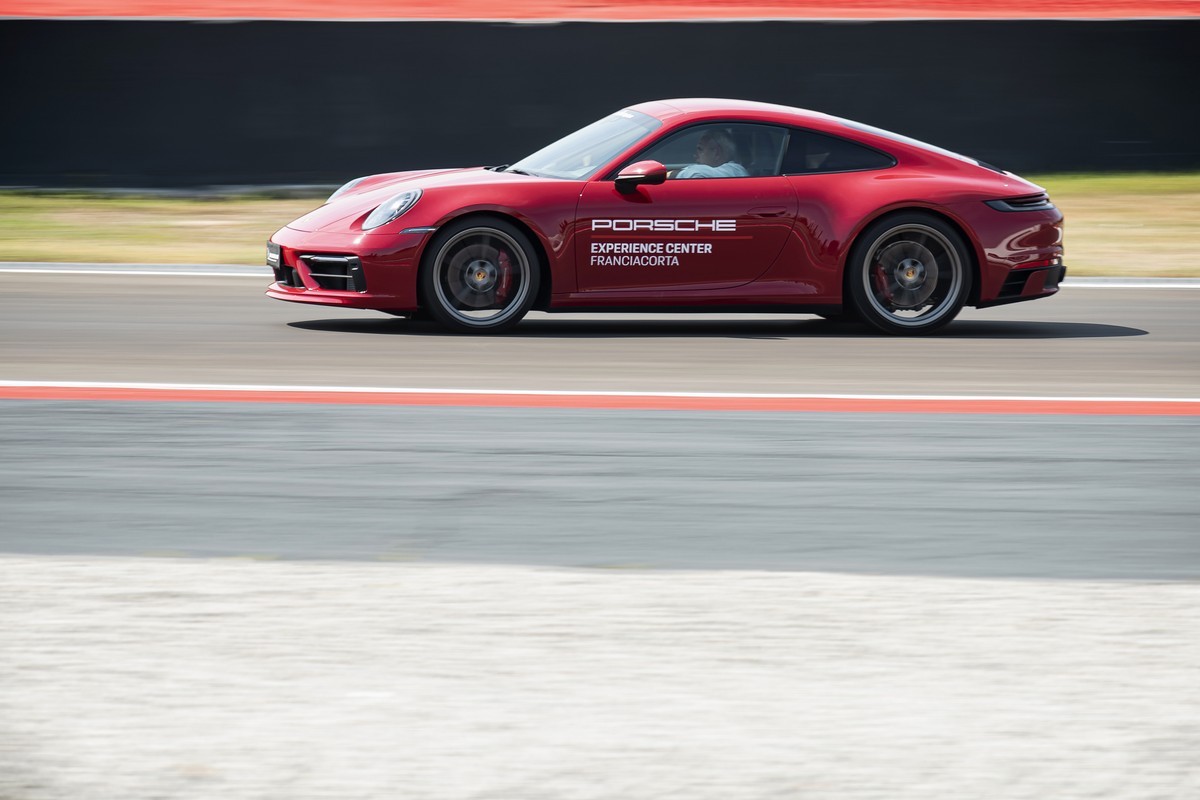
<box><xmin>265</xmin><ymin>226</ymin><xmax>430</xmax><ymax>311</ymax></box>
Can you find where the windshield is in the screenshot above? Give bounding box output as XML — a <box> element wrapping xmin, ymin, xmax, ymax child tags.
<box><xmin>509</xmin><ymin>109</ymin><xmax>662</xmax><ymax>180</ymax></box>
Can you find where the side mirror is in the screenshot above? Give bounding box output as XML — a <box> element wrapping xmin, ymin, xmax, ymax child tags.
<box><xmin>615</xmin><ymin>160</ymin><xmax>668</xmax><ymax>194</ymax></box>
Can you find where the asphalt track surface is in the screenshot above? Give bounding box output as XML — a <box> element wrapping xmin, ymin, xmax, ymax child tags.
<box><xmin>1</xmin><ymin>268</ymin><xmax>1197</xmax><ymax>579</ymax></box>
<box><xmin>1</xmin><ymin>268</ymin><xmax>1198</xmax><ymax>396</ymax></box>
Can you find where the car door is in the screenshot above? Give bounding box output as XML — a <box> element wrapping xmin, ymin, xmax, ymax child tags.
<box><xmin>574</xmin><ymin>123</ymin><xmax>797</xmax><ymax>293</ymax></box>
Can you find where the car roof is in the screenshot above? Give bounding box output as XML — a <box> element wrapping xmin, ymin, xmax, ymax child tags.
<box><xmin>626</xmin><ymin>98</ymin><xmax>994</xmax><ymax>172</ymax></box>
<box><xmin>628</xmin><ymin>98</ymin><xmax>839</xmax><ymax>128</ymax></box>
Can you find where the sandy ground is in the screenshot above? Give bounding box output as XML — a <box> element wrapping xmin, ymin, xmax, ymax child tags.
<box><xmin>2</xmin><ymin>556</ymin><xmax>1198</xmax><ymax>800</ymax></box>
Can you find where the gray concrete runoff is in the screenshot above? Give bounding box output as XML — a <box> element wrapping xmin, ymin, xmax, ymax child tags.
<box><xmin>3</xmin><ymin>406</ymin><xmax>1197</xmax><ymax>579</ymax></box>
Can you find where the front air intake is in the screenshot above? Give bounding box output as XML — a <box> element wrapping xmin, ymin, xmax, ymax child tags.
<box><xmin>298</xmin><ymin>255</ymin><xmax>367</xmax><ymax>292</ymax></box>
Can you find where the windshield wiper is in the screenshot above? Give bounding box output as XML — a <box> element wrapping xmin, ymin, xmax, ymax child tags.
<box><xmin>489</xmin><ymin>165</ymin><xmax>538</xmax><ymax>176</ymax></box>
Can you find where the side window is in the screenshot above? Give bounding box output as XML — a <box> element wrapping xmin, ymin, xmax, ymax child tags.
<box><xmin>630</xmin><ymin>123</ymin><xmax>788</xmax><ymax>179</ymax></box>
<box><xmin>781</xmin><ymin>128</ymin><xmax>896</xmax><ymax>174</ymax></box>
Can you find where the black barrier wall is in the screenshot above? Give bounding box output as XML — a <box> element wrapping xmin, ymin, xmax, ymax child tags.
<box><xmin>2</xmin><ymin>20</ymin><xmax>1197</xmax><ymax>186</ymax></box>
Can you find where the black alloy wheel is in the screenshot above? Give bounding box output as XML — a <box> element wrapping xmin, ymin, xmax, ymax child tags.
<box><xmin>419</xmin><ymin>218</ymin><xmax>540</xmax><ymax>333</ymax></box>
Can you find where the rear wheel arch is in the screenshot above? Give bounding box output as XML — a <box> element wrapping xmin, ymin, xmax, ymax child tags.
<box><xmin>844</xmin><ymin>207</ymin><xmax>981</xmax><ymax>306</ymax></box>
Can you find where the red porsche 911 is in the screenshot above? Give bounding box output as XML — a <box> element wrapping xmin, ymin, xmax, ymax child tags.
<box><xmin>267</xmin><ymin>98</ymin><xmax>1064</xmax><ymax>334</ymax></box>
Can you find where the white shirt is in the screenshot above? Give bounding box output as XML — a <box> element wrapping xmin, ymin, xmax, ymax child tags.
<box><xmin>676</xmin><ymin>161</ymin><xmax>750</xmax><ymax>179</ymax></box>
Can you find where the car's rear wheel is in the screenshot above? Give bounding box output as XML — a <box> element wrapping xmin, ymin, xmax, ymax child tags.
<box><xmin>847</xmin><ymin>213</ymin><xmax>972</xmax><ymax>335</ymax></box>
<box><xmin>419</xmin><ymin>218</ymin><xmax>539</xmax><ymax>333</ymax></box>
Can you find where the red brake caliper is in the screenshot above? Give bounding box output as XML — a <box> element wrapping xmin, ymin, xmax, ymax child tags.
<box><xmin>496</xmin><ymin>249</ymin><xmax>513</xmax><ymax>304</ymax></box>
<box><xmin>872</xmin><ymin>261</ymin><xmax>893</xmax><ymax>305</ymax></box>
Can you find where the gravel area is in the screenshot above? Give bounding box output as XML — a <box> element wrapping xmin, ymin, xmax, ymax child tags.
<box><xmin>2</xmin><ymin>556</ymin><xmax>1198</xmax><ymax>799</ymax></box>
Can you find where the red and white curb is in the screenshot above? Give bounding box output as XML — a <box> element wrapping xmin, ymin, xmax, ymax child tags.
<box><xmin>1</xmin><ymin>381</ymin><xmax>1198</xmax><ymax>415</ymax></box>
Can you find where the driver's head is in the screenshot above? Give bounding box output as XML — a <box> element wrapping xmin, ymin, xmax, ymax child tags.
<box><xmin>694</xmin><ymin>130</ymin><xmax>738</xmax><ymax>167</ymax></box>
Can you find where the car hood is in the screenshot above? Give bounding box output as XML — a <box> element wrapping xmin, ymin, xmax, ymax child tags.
<box><xmin>285</xmin><ymin>167</ymin><xmax>544</xmax><ymax>233</ymax></box>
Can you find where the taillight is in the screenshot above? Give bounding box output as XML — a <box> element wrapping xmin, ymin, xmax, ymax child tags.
<box><xmin>985</xmin><ymin>194</ymin><xmax>1055</xmax><ymax>212</ymax></box>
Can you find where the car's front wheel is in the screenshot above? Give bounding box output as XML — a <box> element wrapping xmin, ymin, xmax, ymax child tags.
<box><xmin>846</xmin><ymin>213</ymin><xmax>972</xmax><ymax>335</ymax></box>
<box><xmin>419</xmin><ymin>218</ymin><xmax>539</xmax><ymax>333</ymax></box>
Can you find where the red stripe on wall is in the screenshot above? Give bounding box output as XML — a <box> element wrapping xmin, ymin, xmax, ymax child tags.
<box><xmin>3</xmin><ymin>1</ymin><xmax>1198</xmax><ymax>19</ymax></box>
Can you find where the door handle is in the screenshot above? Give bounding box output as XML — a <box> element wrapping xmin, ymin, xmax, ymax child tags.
<box><xmin>749</xmin><ymin>206</ymin><xmax>788</xmax><ymax>218</ymax></box>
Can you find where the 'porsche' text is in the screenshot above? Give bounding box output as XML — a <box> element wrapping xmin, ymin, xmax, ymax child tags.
<box><xmin>592</xmin><ymin>219</ymin><xmax>737</xmax><ymax>233</ymax></box>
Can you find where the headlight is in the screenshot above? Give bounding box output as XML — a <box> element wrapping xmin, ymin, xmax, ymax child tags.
<box><xmin>363</xmin><ymin>189</ymin><xmax>422</xmax><ymax>231</ymax></box>
<box><xmin>327</xmin><ymin>176</ymin><xmax>369</xmax><ymax>203</ymax></box>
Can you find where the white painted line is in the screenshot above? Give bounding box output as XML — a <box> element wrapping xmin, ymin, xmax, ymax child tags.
<box><xmin>0</xmin><ymin>269</ymin><xmax>266</xmax><ymax>277</ymax></box>
<box><xmin>1</xmin><ymin>380</ymin><xmax>1195</xmax><ymax>403</ymax></box>
<box><xmin>0</xmin><ymin>263</ymin><xmax>267</xmax><ymax>277</ymax></box>
<box><xmin>1065</xmin><ymin>280</ymin><xmax>1200</xmax><ymax>289</ymax></box>
<box><xmin>4</xmin><ymin>263</ymin><xmax>1199</xmax><ymax>287</ymax></box>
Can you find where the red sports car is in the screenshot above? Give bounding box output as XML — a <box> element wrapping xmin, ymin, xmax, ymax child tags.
<box><xmin>267</xmin><ymin>98</ymin><xmax>1064</xmax><ymax>334</ymax></box>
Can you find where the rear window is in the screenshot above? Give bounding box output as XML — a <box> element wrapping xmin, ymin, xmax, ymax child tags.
<box><xmin>781</xmin><ymin>128</ymin><xmax>896</xmax><ymax>175</ymax></box>
<box><xmin>837</xmin><ymin>118</ymin><xmax>1004</xmax><ymax>172</ymax></box>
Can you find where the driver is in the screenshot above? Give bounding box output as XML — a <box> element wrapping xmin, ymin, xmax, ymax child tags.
<box><xmin>676</xmin><ymin>130</ymin><xmax>749</xmax><ymax>179</ymax></box>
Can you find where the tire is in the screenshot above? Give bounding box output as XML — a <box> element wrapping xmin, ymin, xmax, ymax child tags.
<box><xmin>419</xmin><ymin>217</ymin><xmax>540</xmax><ymax>333</ymax></box>
<box><xmin>846</xmin><ymin>212</ymin><xmax>972</xmax><ymax>335</ymax></box>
